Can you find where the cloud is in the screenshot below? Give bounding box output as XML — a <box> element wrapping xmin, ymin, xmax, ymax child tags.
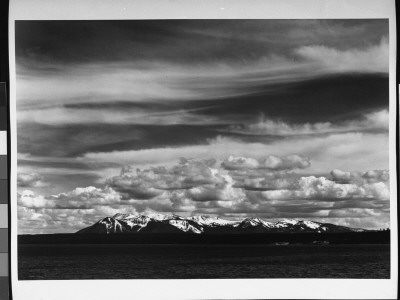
<box><xmin>328</xmin><ymin>208</ymin><xmax>382</xmax><ymax>218</ymax></box>
<box><xmin>18</xmin><ymin>186</ymin><xmax>122</xmax><ymax>209</ymax></box>
<box><xmin>185</xmin><ymin>182</ymin><xmax>244</xmax><ymax>203</ymax></box>
<box><xmin>221</xmin><ymin>155</ymin><xmax>310</xmax><ymax>171</ymax></box>
<box><xmin>298</xmin><ymin>176</ymin><xmax>389</xmax><ymax>200</ymax></box>
<box><xmin>17</xmin><ymin>105</ymin><xmax>223</xmax><ymax>126</ymax></box>
<box><xmin>107</xmin><ymin>168</ymin><xmax>166</xmax><ymax>200</ymax></box>
<box><xmin>16</xmin><ymin>62</ymin><xmax>198</xmax><ymax>108</ymax></box>
<box><xmin>363</xmin><ymin>110</ymin><xmax>389</xmax><ymax>130</ymax></box>
<box><xmin>80</xmin><ymin>131</ymin><xmax>389</xmax><ymax>174</ymax></box>
<box><xmin>17</xmin><ymin>172</ymin><xmax>44</xmax><ymax>187</ymax></box>
<box><xmin>258</xmin><ymin>174</ymin><xmax>389</xmax><ymax>201</ymax></box>
<box><xmin>294</xmin><ymin>38</ymin><xmax>389</xmax><ymax>73</ymax></box>
<box><xmin>106</xmin><ymin>158</ymin><xmax>242</xmax><ymax>202</ymax></box>
<box><xmin>18</xmin><ymin>190</ymin><xmax>50</xmax><ymax>208</ymax></box>
<box><xmin>17</xmin><ymin>156</ymin><xmax>390</xmax><ymax>233</ymax></box>
<box><xmin>240</xmin><ymin>175</ymin><xmax>299</xmax><ymax>191</ymax></box>
<box><xmin>16</xmin><ymin>34</ymin><xmax>388</xmax><ymax>116</ymax></box>
<box><xmin>229</xmin><ymin>109</ymin><xmax>389</xmax><ymax>136</ymax></box>
<box><xmin>330</xmin><ymin>169</ymin><xmax>389</xmax><ymax>184</ymax></box>
<box><xmin>16</xmin><ymin>58</ymin><xmax>304</xmax><ymax>110</ymax></box>
<box><xmin>297</xmin><ymin>176</ymin><xmax>360</xmax><ymax>200</ymax></box>
<box><xmin>362</xmin><ymin>170</ymin><xmax>390</xmax><ymax>183</ymax></box>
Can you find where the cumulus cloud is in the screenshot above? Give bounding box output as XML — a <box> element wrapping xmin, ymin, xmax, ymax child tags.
<box><xmin>362</xmin><ymin>170</ymin><xmax>390</xmax><ymax>183</ymax></box>
<box><xmin>330</xmin><ymin>169</ymin><xmax>389</xmax><ymax>184</ymax></box>
<box><xmin>18</xmin><ymin>186</ymin><xmax>122</xmax><ymax>209</ymax></box>
<box><xmin>222</xmin><ymin>158</ymin><xmax>304</xmax><ymax>192</ymax></box>
<box><xmin>17</xmin><ymin>155</ymin><xmax>391</xmax><ymax>233</ymax></box>
<box><xmin>106</xmin><ymin>155</ymin><xmax>311</xmax><ymax>204</ymax></box>
<box><xmin>221</xmin><ymin>155</ymin><xmax>310</xmax><ymax>171</ymax></box>
<box><xmin>229</xmin><ymin>109</ymin><xmax>389</xmax><ymax>136</ymax></box>
<box><xmin>17</xmin><ymin>172</ymin><xmax>44</xmax><ymax>187</ymax></box>
<box><xmin>298</xmin><ymin>176</ymin><xmax>389</xmax><ymax>200</ymax></box>
<box><xmin>53</xmin><ymin>186</ymin><xmax>122</xmax><ymax>207</ymax></box>
<box><xmin>186</xmin><ymin>173</ymin><xmax>245</xmax><ymax>203</ymax></box>
<box><xmin>107</xmin><ymin>170</ymin><xmax>165</xmax><ymax>200</ymax></box>
<box><xmin>259</xmin><ymin>175</ymin><xmax>389</xmax><ymax>201</ymax></box>
<box><xmin>18</xmin><ymin>190</ymin><xmax>50</xmax><ymax>208</ymax></box>
<box><xmin>106</xmin><ymin>158</ymin><xmax>244</xmax><ymax>203</ymax></box>
<box><xmin>330</xmin><ymin>169</ymin><xmax>357</xmax><ymax>184</ymax></box>
<box><xmin>239</xmin><ymin>174</ymin><xmax>299</xmax><ymax>191</ymax></box>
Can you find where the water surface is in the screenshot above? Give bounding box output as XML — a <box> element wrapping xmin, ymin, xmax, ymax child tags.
<box><xmin>18</xmin><ymin>244</ymin><xmax>390</xmax><ymax>279</ymax></box>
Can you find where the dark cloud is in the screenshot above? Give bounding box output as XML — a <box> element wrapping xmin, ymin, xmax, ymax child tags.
<box><xmin>17</xmin><ymin>123</ymin><xmax>227</xmax><ymax>157</ymax></box>
<box><xmin>18</xmin><ymin>158</ymin><xmax>120</xmax><ymax>170</ymax></box>
<box><xmin>199</xmin><ymin>73</ymin><xmax>388</xmax><ymax>124</ymax></box>
<box><xmin>15</xmin><ymin>20</ymin><xmax>388</xmax><ymax>65</ymax></box>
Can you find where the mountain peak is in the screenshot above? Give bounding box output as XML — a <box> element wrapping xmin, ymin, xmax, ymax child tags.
<box><xmin>112</xmin><ymin>213</ymin><xmax>133</xmax><ymax>220</ymax></box>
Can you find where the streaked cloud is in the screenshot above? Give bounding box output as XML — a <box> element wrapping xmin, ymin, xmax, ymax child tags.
<box><xmin>17</xmin><ymin>37</ymin><xmax>388</xmax><ymax>113</ymax></box>
<box><xmin>294</xmin><ymin>38</ymin><xmax>388</xmax><ymax>73</ymax></box>
<box><xmin>79</xmin><ymin>131</ymin><xmax>389</xmax><ymax>174</ymax></box>
<box><xmin>17</xmin><ymin>104</ymin><xmax>223</xmax><ymax>126</ymax></box>
<box><xmin>229</xmin><ymin>109</ymin><xmax>388</xmax><ymax>136</ymax></box>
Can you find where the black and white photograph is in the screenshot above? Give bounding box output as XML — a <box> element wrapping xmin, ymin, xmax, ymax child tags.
<box><xmin>9</xmin><ymin>0</ymin><xmax>397</xmax><ymax>299</ymax></box>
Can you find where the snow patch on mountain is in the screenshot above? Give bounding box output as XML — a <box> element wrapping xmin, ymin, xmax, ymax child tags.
<box><xmin>168</xmin><ymin>219</ymin><xmax>203</xmax><ymax>234</ymax></box>
<box><xmin>188</xmin><ymin>215</ymin><xmax>238</xmax><ymax>227</ymax></box>
<box><xmin>302</xmin><ymin>220</ymin><xmax>320</xmax><ymax>229</ymax></box>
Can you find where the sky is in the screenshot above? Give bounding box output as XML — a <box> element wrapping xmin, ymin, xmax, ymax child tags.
<box><xmin>15</xmin><ymin>19</ymin><xmax>390</xmax><ymax>233</ymax></box>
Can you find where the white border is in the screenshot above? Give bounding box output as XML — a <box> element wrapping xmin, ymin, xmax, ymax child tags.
<box><xmin>9</xmin><ymin>0</ymin><xmax>397</xmax><ymax>299</ymax></box>
<box><xmin>0</xmin><ymin>131</ymin><xmax>6</xmax><ymax>155</ymax></box>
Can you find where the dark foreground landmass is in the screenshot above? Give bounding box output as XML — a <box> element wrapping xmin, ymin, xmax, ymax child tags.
<box><xmin>18</xmin><ymin>231</ymin><xmax>390</xmax><ymax>245</ymax></box>
<box><xmin>18</xmin><ymin>242</ymin><xmax>390</xmax><ymax>279</ymax></box>
<box><xmin>18</xmin><ymin>232</ymin><xmax>391</xmax><ymax>279</ymax></box>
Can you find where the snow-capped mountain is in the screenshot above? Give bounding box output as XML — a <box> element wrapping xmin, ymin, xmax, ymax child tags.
<box><xmin>76</xmin><ymin>214</ymin><xmax>367</xmax><ymax>234</ymax></box>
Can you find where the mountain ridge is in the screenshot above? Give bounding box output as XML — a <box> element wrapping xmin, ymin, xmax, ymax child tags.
<box><xmin>77</xmin><ymin>213</ymin><xmax>367</xmax><ymax>234</ymax></box>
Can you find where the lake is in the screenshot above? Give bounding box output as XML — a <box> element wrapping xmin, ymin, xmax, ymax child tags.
<box><xmin>18</xmin><ymin>244</ymin><xmax>390</xmax><ymax>280</ymax></box>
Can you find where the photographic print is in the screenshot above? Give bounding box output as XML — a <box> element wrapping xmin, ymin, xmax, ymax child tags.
<box><xmin>15</xmin><ymin>18</ymin><xmax>392</xmax><ymax>282</ymax></box>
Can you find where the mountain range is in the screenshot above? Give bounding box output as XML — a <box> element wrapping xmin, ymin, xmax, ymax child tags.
<box><xmin>77</xmin><ymin>214</ymin><xmax>366</xmax><ymax>234</ymax></box>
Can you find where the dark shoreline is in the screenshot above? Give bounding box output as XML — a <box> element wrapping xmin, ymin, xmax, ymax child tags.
<box><xmin>18</xmin><ymin>231</ymin><xmax>390</xmax><ymax>245</ymax></box>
